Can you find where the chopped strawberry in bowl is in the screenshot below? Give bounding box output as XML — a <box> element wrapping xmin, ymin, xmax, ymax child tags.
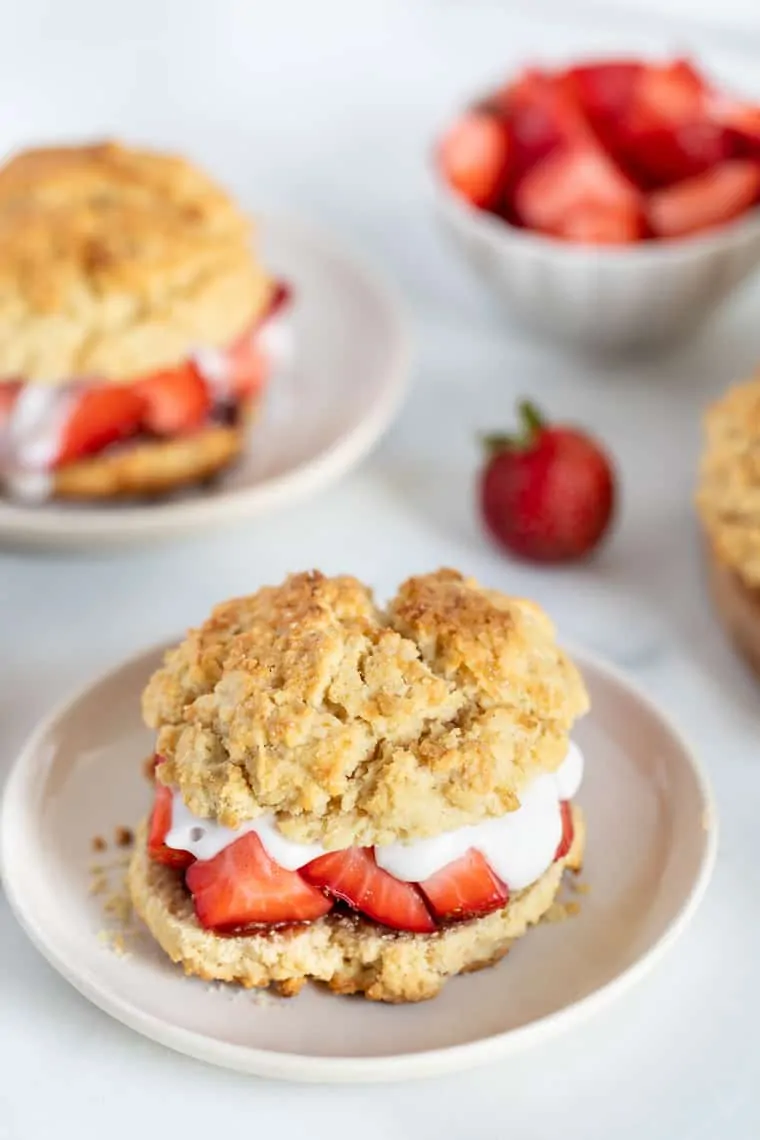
<box><xmin>433</xmin><ymin>56</ymin><xmax>760</xmax><ymax>352</ymax></box>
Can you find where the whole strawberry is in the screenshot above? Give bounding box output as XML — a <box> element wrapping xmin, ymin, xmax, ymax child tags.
<box><xmin>479</xmin><ymin>400</ymin><xmax>616</xmax><ymax>563</ymax></box>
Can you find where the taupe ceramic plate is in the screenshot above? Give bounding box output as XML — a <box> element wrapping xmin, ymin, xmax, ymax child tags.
<box><xmin>0</xmin><ymin>215</ymin><xmax>409</xmax><ymax>548</ymax></box>
<box><xmin>0</xmin><ymin>644</ymin><xmax>716</xmax><ymax>1082</ymax></box>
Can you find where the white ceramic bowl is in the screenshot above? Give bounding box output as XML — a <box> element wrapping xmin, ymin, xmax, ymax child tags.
<box><xmin>433</xmin><ymin>169</ymin><xmax>760</xmax><ymax>354</ymax></box>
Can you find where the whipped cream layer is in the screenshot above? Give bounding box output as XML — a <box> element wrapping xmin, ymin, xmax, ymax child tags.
<box><xmin>0</xmin><ymin>384</ymin><xmax>77</xmax><ymax>502</ymax></box>
<box><xmin>166</xmin><ymin>741</ymin><xmax>584</xmax><ymax>893</ymax></box>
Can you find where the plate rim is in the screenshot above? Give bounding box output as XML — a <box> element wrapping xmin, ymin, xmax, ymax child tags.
<box><xmin>0</xmin><ymin>640</ymin><xmax>718</xmax><ymax>1083</ymax></box>
<box><xmin>0</xmin><ymin>212</ymin><xmax>412</xmax><ymax>548</ymax></box>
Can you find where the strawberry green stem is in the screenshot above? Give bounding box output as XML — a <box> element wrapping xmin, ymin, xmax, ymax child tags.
<box><xmin>518</xmin><ymin>400</ymin><xmax>545</xmax><ymax>438</ymax></box>
<box><xmin>481</xmin><ymin>399</ymin><xmax>547</xmax><ymax>458</ymax></box>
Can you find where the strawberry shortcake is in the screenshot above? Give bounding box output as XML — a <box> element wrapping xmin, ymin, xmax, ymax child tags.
<box><xmin>698</xmin><ymin>376</ymin><xmax>760</xmax><ymax>674</ymax></box>
<box><xmin>128</xmin><ymin>569</ymin><xmax>588</xmax><ymax>1002</ymax></box>
<box><xmin>0</xmin><ymin>141</ymin><xmax>284</xmax><ymax>501</ymax></box>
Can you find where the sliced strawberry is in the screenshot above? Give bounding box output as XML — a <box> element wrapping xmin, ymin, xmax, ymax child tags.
<box><xmin>438</xmin><ymin>110</ymin><xmax>511</xmax><ymax>208</ymax></box>
<box><xmin>419</xmin><ymin>849</ymin><xmax>508</xmax><ymax>923</ymax></box>
<box><xmin>504</xmin><ymin>70</ymin><xmax>589</xmax><ymax>181</ymax></box>
<box><xmin>0</xmin><ymin>380</ymin><xmax>20</xmax><ymax>420</ymax></box>
<box><xmin>225</xmin><ymin>334</ymin><xmax>268</xmax><ymax>399</ymax></box>
<box><xmin>647</xmin><ymin>159</ymin><xmax>760</xmax><ymax>238</ymax></box>
<box><xmin>302</xmin><ymin>848</ymin><xmax>435</xmax><ymax>933</ymax></box>
<box><xmin>631</xmin><ymin>59</ymin><xmax>706</xmax><ymax>126</ymax></box>
<box><xmin>560</xmin><ymin>202</ymin><xmax>642</xmax><ymax>244</ymax></box>
<box><xmin>187</xmin><ymin>832</ymin><xmax>332</xmax><ymax>931</ymax></box>
<box><xmin>581</xmin><ymin>59</ymin><xmax>722</xmax><ymax>189</ymax></box>
<box><xmin>136</xmin><ymin>361</ymin><xmax>210</xmax><ymax>436</ymax></box>
<box><xmin>619</xmin><ymin>120</ymin><xmax>730</xmax><ymax>188</ymax></box>
<box><xmin>147</xmin><ymin>783</ymin><xmax>195</xmax><ymax>870</ymax></box>
<box><xmin>555</xmin><ymin>801</ymin><xmax>574</xmax><ymax>862</ymax></box>
<box><xmin>57</xmin><ymin>384</ymin><xmax>143</xmax><ymax>465</ymax></box>
<box><xmin>709</xmin><ymin>96</ymin><xmax>760</xmax><ymax>159</ymax></box>
<box><xmin>515</xmin><ymin>144</ymin><xmax>641</xmax><ymax>239</ymax></box>
<box><xmin>566</xmin><ymin>60</ymin><xmax>643</xmax><ymax>121</ymax></box>
<box><xmin>259</xmin><ymin>281</ymin><xmax>291</xmax><ymax>324</ymax></box>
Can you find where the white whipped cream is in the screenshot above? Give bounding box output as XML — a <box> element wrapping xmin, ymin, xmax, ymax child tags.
<box><xmin>192</xmin><ymin>301</ymin><xmax>293</xmax><ymax>402</ymax></box>
<box><xmin>0</xmin><ymin>384</ymin><xmax>77</xmax><ymax>501</ymax></box>
<box><xmin>192</xmin><ymin>346</ymin><xmax>233</xmax><ymax>401</ymax></box>
<box><xmin>257</xmin><ymin>309</ymin><xmax>294</xmax><ymax>375</ymax></box>
<box><xmin>165</xmin><ymin>741</ymin><xmax>584</xmax><ymax>892</ymax></box>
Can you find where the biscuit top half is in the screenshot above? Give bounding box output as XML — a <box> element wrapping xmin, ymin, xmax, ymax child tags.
<box><xmin>143</xmin><ymin>569</ymin><xmax>589</xmax><ymax>848</ymax></box>
<box><xmin>698</xmin><ymin>377</ymin><xmax>760</xmax><ymax>588</ymax></box>
<box><xmin>0</xmin><ymin>141</ymin><xmax>272</xmax><ymax>382</ymax></box>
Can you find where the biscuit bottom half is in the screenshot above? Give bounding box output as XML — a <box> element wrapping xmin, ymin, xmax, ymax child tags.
<box><xmin>51</xmin><ymin>400</ymin><xmax>256</xmax><ymax>500</ymax></box>
<box><xmin>128</xmin><ymin>807</ymin><xmax>585</xmax><ymax>1004</ymax></box>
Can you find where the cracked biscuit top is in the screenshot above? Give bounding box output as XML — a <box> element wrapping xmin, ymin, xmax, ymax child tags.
<box><xmin>143</xmin><ymin>569</ymin><xmax>589</xmax><ymax>848</ymax></box>
<box><xmin>0</xmin><ymin>141</ymin><xmax>272</xmax><ymax>382</ymax></box>
<box><xmin>698</xmin><ymin>377</ymin><xmax>760</xmax><ymax>588</ymax></box>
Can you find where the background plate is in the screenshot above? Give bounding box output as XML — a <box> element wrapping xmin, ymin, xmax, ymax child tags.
<box><xmin>0</xmin><ymin>214</ymin><xmax>410</xmax><ymax>548</ymax></box>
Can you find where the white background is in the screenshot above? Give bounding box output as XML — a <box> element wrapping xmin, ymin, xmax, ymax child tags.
<box><xmin>2</xmin><ymin>0</ymin><xmax>760</xmax><ymax>1136</ymax></box>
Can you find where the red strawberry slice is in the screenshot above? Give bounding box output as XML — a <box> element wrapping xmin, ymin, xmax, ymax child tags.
<box><xmin>0</xmin><ymin>380</ymin><xmax>20</xmax><ymax>420</ymax></box>
<box><xmin>225</xmin><ymin>335</ymin><xmax>268</xmax><ymax>399</ymax></box>
<box><xmin>136</xmin><ymin>361</ymin><xmax>211</xmax><ymax>436</ymax></box>
<box><xmin>708</xmin><ymin>96</ymin><xmax>760</xmax><ymax>158</ymax></box>
<box><xmin>554</xmin><ymin>801</ymin><xmax>574</xmax><ymax>862</ymax></box>
<box><xmin>566</xmin><ymin>60</ymin><xmax>643</xmax><ymax>121</ymax></box>
<box><xmin>580</xmin><ymin>59</ymin><xmax>721</xmax><ymax>189</ymax></box>
<box><xmin>258</xmin><ymin>281</ymin><xmax>291</xmax><ymax>325</ymax></box>
<box><xmin>419</xmin><ymin>849</ymin><xmax>509</xmax><ymax>923</ymax></box>
<box><xmin>515</xmin><ymin>144</ymin><xmax>641</xmax><ymax>239</ymax></box>
<box><xmin>147</xmin><ymin>783</ymin><xmax>195</xmax><ymax>870</ymax></box>
<box><xmin>187</xmin><ymin>832</ymin><xmax>333</xmax><ymax>932</ymax></box>
<box><xmin>503</xmin><ymin>70</ymin><xmax>589</xmax><ymax>181</ymax></box>
<box><xmin>621</xmin><ymin>121</ymin><xmax>730</xmax><ymax>189</ymax></box>
<box><xmin>561</xmin><ymin>202</ymin><xmax>642</xmax><ymax>244</ymax></box>
<box><xmin>647</xmin><ymin>159</ymin><xmax>760</xmax><ymax>238</ymax></box>
<box><xmin>438</xmin><ymin>110</ymin><xmax>511</xmax><ymax>208</ymax></box>
<box><xmin>631</xmin><ymin>59</ymin><xmax>706</xmax><ymax>126</ymax></box>
<box><xmin>301</xmin><ymin>848</ymin><xmax>435</xmax><ymax>933</ymax></box>
<box><xmin>57</xmin><ymin>385</ymin><xmax>144</xmax><ymax>465</ymax></box>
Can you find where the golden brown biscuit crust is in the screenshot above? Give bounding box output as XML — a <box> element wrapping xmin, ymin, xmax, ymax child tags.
<box><xmin>128</xmin><ymin>808</ymin><xmax>585</xmax><ymax>1003</ymax></box>
<box><xmin>143</xmin><ymin>570</ymin><xmax>588</xmax><ymax>846</ymax></box>
<box><xmin>697</xmin><ymin>377</ymin><xmax>760</xmax><ymax>588</ymax></box>
<box><xmin>0</xmin><ymin>141</ymin><xmax>271</xmax><ymax>382</ymax></box>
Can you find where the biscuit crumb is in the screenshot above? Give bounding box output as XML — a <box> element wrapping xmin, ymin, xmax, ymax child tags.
<box><xmin>250</xmin><ymin>989</ymin><xmax>280</xmax><ymax>1008</ymax></box>
<box><xmin>569</xmin><ymin>879</ymin><xmax>591</xmax><ymax>895</ymax></box>
<box><xmin>143</xmin><ymin>755</ymin><xmax>157</xmax><ymax>783</ymax></box>
<box><xmin>90</xmin><ymin>846</ymin><xmax>141</xmax><ymax>958</ymax></box>
<box><xmin>115</xmin><ymin>826</ymin><xmax>134</xmax><ymax>848</ymax></box>
<box><xmin>91</xmin><ymin>835</ymin><xmax>107</xmax><ymax>852</ymax></box>
<box><xmin>104</xmin><ymin>891</ymin><xmax>133</xmax><ymax>924</ymax></box>
<box><xmin>544</xmin><ymin>898</ymin><xmax>581</xmax><ymax>924</ymax></box>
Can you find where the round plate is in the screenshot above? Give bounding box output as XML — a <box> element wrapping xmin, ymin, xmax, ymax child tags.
<box><xmin>0</xmin><ymin>215</ymin><xmax>409</xmax><ymax>548</ymax></box>
<box><xmin>0</xmin><ymin>644</ymin><xmax>716</xmax><ymax>1083</ymax></box>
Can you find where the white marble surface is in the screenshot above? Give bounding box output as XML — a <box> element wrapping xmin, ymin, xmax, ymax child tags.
<box><xmin>2</xmin><ymin>1</ymin><xmax>760</xmax><ymax>1136</ymax></box>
